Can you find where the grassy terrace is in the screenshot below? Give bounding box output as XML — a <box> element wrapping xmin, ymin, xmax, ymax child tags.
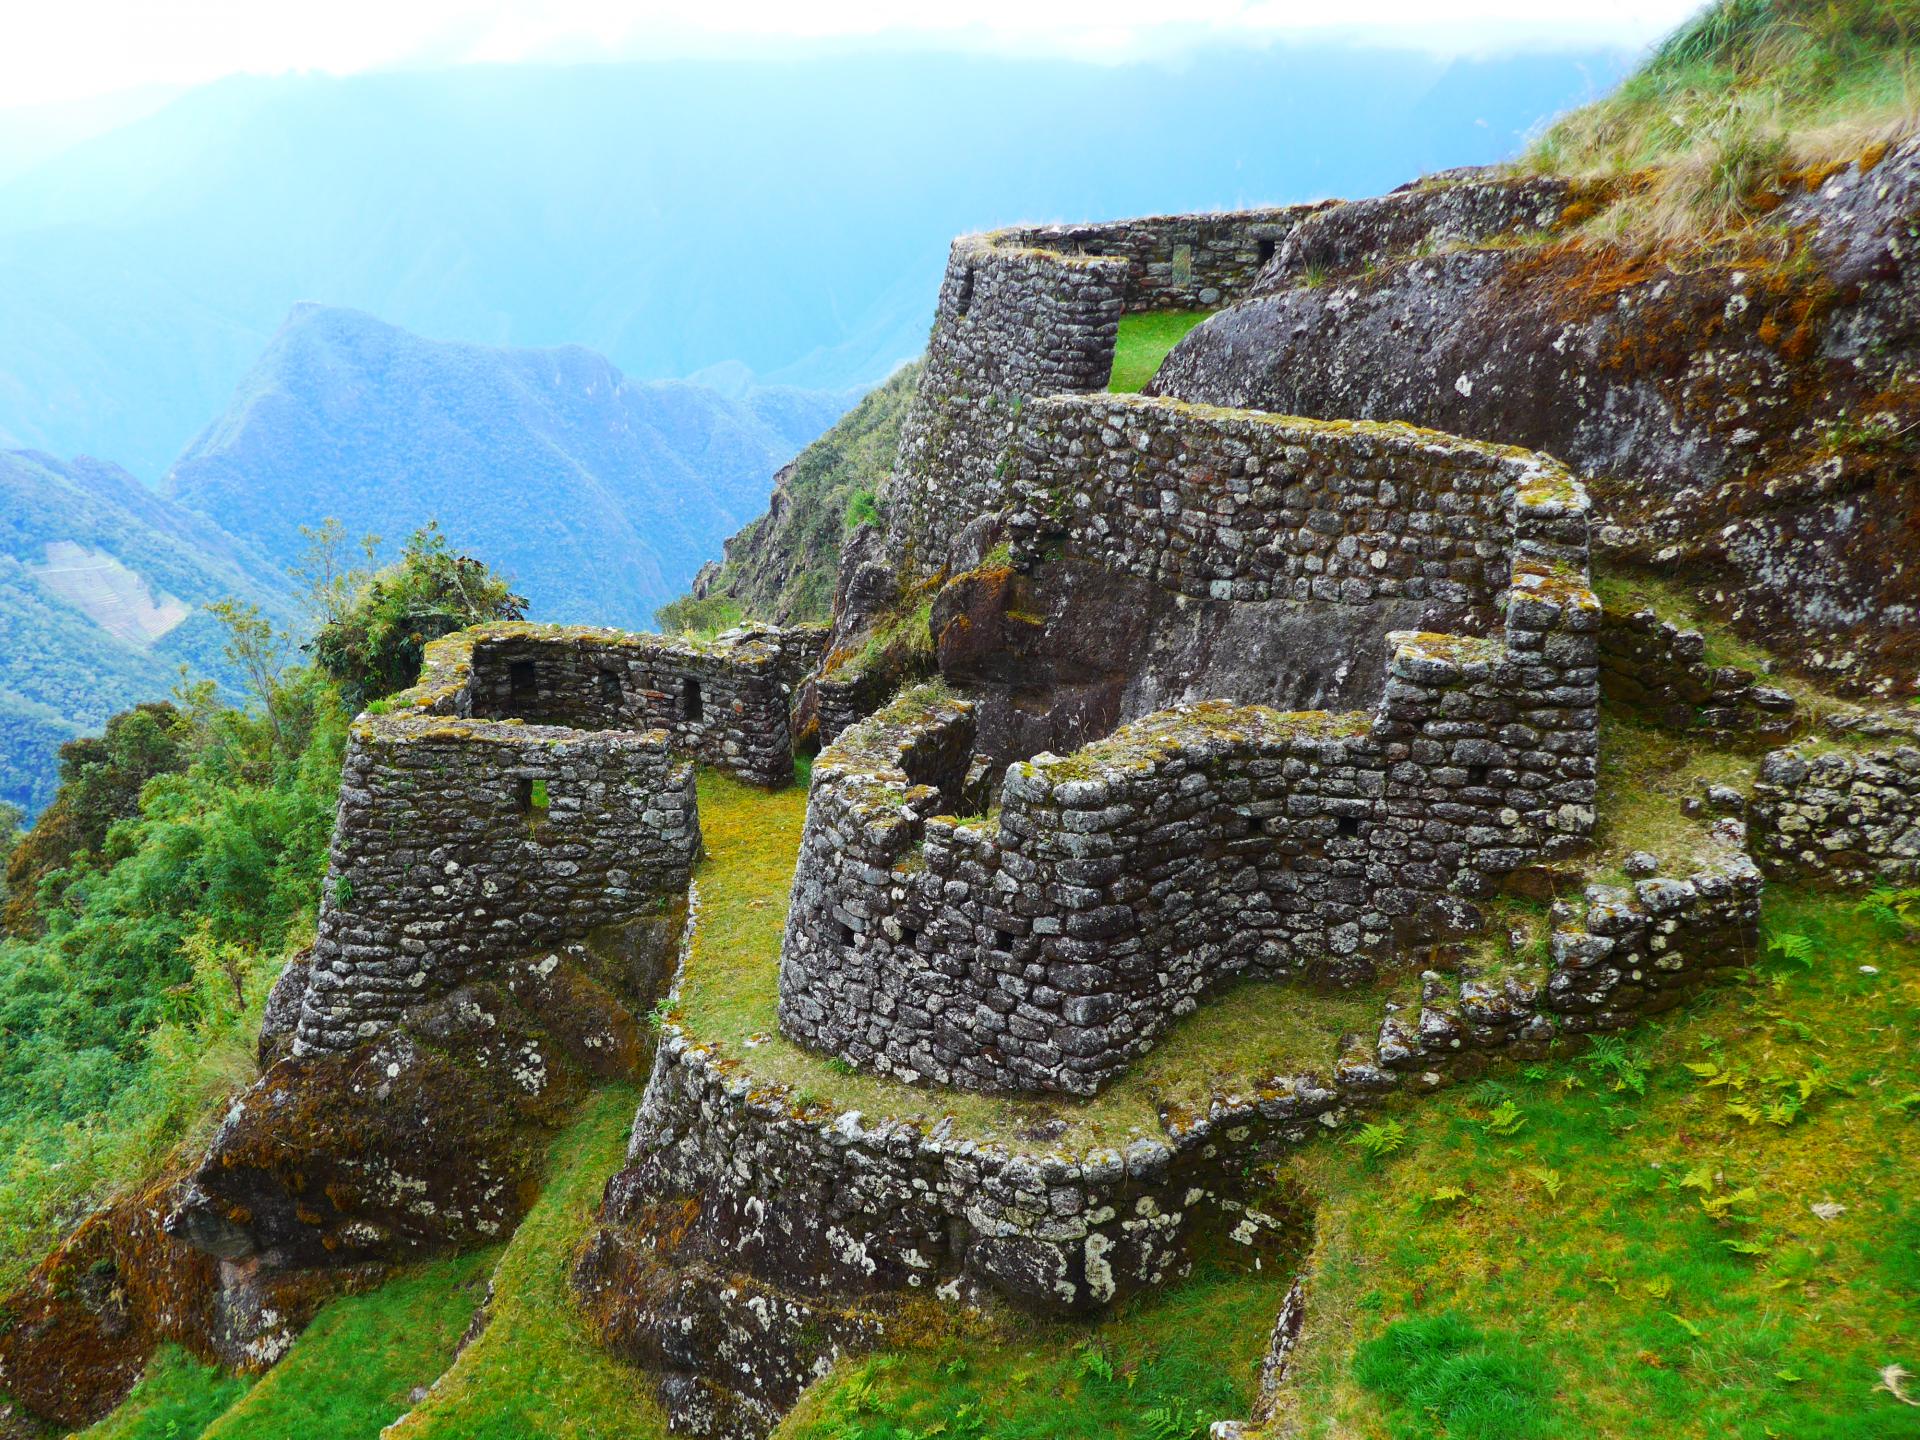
<box><xmin>1272</xmin><ymin>892</ymin><xmax>1920</xmax><ymax>1440</ymax></box>
<box><xmin>1108</xmin><ymin>310</ymin><xmax>1213</xmax><ymax>393</ymax></box>
<box><xmin>671</xmin><ymin>767</ymin><xmax>1386</xmax><ymax>1151</ymax></box>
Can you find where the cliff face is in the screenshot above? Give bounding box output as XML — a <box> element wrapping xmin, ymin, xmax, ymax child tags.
<box><xmin>688</xmin><ymin>362</ymin><xmax>921</xmax><ymax>626</ymax></box>
<box><xmin>1151</xmin><ymin>146</ymin><xmax>1920</xmax><ymax>696</ymax></box>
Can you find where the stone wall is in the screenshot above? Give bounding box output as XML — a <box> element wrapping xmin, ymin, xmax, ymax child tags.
<box><xmin>292</xmin><ymin>627</ymin><xmax>702</xmax><ymax>1055</ymax></box>
<box><xmin>1008</xmin><ymin>395</ymin><xmax>1539</xmax><ymax>627</ymax></box>
<box><xmin>1598</xmin><ymin>606</ymin><xmax>1797</xmax><ymax>739</ymax></box>
<box><xmin>585</xmin><ymin>831</ymin><xmax>1756</xmax><ymax>1436</ymax></box>
<box><xmin>882</xmin><ymin>210</ymin><xmax>1319</xmax><ymax>584</ymax></box>
<box><xmin>780</xmin><ymin>450</ymin><xmax>1601</xmax><ymax>1096</ymax></box>
<box><xmin>1749</xmin><ymin>741</ymin><xmax>1920</xmax><ymax>886</ymax></box>
<box><xmin>460</xmin><ymin>622</ymin><xmax>800</xmax><ymax>787</ymax></box>
<box><xmin>994</xmin><ymin>209</ymin><xmax>1317</xmax><ymax>313</ymax></box>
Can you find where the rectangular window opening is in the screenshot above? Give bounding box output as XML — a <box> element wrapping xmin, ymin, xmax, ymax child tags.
<box><xmin>517</xmin><ymin>776</ymin><xmax>550</xmax><ymax>825</ymax></box>
<box><xmin>599</xmin><ymin>669</ymin><xmax>623</xmax><ymax>710</ymax></box>
<box><xmin>1335</xmin><ymin>814</ymin><xmax>1363</xmax><ymax>839</ymax></box>
<box><xmin>954</xmin><ymin>263</ymin><xmax>976</xmax><ymax>317</ymax></box>
<box><xmin>508</xmin><ymin>659</ymin><xmax>537</xmax><ymax>701</ymax></box>
<box><xmin>682</xmin><ymin>676</ymin><xmax>704</xmax><ymax>721</ymax></box>
<box><xmin>1171</xmin><ymin>243</ymin><xmax>1194</xmax><ymax>285</ymax></box>
<box><xmin>1257</xmin><ymin>237</ymin><xmax>1278</xmax><ymax>265</ymax></box>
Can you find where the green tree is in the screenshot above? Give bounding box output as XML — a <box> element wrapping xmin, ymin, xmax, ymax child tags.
<box><xmin>308</xmin><ymin>522</ymin><xmax>528</xmax><ymax>709</ymax></box>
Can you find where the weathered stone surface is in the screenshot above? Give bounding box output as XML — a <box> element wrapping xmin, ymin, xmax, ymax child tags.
<box><xmin>782</xmin><ymin>423</ymin><xmax>1599</xmax><ymax>1096</ymax></box>
<box><xmin>1149</xmin><ymin>141</ymin><xmax>1920</xmax><ymax>694</ymax></box>
<box><xmin>1751</xmin><ymin>741</ymin><xmax>1920</xmax><ymax>886</ymax></box>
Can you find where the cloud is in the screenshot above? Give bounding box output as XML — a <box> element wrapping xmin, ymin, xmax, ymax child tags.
<box><xmin>5</xmin><ymin>0</ymin><xmax>1705</xmax><ymax>108</ymax></box>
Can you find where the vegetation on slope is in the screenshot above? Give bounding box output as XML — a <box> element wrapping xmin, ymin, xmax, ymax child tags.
<box><xmin>1109</xmin><ymin>311</ymin><xmax>1214</xmax><ymax>394</ymax></box>
<box><xmin>779</xmin><ymin>1259</ymin><xmax>1297</xmax><ymax>1440</ymax></box>
<box><xmin>1270</xmin><ymin>892</ymin><xmax>1919</xmax><ymax>1440</ymax></box>
<box><xmin>1532</xmin><ymin>0</ymin><xmax>1918</xmax><ymax>234</ymax></box>
<box><xmin>0</xmin><ymin>528</ymin><xmax>521</xmax><ymax>1288</ymax></box>
<box><xmin>658</xmin><ymin>361</ymin><xmax>921</xmax><ymax>632</ymax></box>
<box><xmin>388</xmin><ymin>1084</ymin><xmax>668</xmax><ymax>1440</ymax></box>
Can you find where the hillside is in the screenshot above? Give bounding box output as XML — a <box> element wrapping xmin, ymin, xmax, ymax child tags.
<box><xmin>4</xmin><ymin>8</ymin><xmax>1918</xmax><ymax>1440</ymax></box>
<box><xmin>0</xmin><ymin>48</ymin><xmax>1631</xmax><ymax>478</ymax></box>
<box><xmin>162</xmin><ymin>304</ymin><xmax>849</xmax><ymax>631</ymax></box>
<box><xmin>671</xmin><ymin>360</ymin><xmax>921</xmax><ymax>629</ymax></box>
<box><xmin>0</xmin><ymin>451</ymin><xmax>293</xmax><ymax>814</ymax></box>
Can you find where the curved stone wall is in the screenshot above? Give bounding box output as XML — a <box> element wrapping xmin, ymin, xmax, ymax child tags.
<box><xmin>882</xmin><ymin>210</ymin><xmax>1320</xmax><ymax>582</ymax></box>
<box><xmin>780</xmin><ymin>437</ymin><xmax>1600</xmax><ymax>1095</ymax></box>
<box><xmin>293</xmin><ymin>626</ymin><xmax>703</xmax><ymax>1055</ymax></box>
<box><xmin>585</xmin><ymin>830</ymin><xmax>1758</xmax><ymax>1433</ymax></box>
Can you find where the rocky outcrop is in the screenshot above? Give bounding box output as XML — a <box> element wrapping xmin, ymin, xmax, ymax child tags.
<box><xmin>1152</xmin><ymin>145</ymin><xmax>1920</xmax><ymax>694</ymax></box>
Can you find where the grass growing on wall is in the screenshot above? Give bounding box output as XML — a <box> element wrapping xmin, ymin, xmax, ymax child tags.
<box><xmin>1108</xmin><ymin>311</ymin><xmax>1213</xmax><ymax>393</ymax></box>
<box><xmin>386</xmin><ymin>1083</ymin><xmax>665</xmax><ymax>1440</ymax></box>
<box><xmin>1271</xmin><ymin>892</ymin><xmax>1920</xmax><ymax>1440</ymax></box>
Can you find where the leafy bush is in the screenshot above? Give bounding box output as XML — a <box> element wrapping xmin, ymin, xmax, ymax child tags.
<box><xmin>0</xmin><ymin>629</ymin><xmax>348</xmax><ymax>1278</ymax></box>
<box><xmin>654</xmin><ymin>592</ymin><xmax>744</xmax><ymax>640</ymax></box>
<box><xmin>307</xmin><ymin>522</ymin><xmax>527</xmax><ymax>709</ymax></box>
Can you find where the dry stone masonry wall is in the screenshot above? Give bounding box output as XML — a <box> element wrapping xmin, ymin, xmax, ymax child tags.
<box><xmin>1008</xmin><ymin>395</ymin><xmax>1533</xmax><ymax>631</ymax></box>
<box><xmin>294</xmin><ymin>628</ymin><xmax>703</xmax><ymax>1055</ymax></box>
<box><xmin>1750</xmin><ymin>740</ymin><xmax>1920</xmax><ymax>886</ymax></box>
<box><xmin>881</xmin><ymin>211</ymin><xmax>1319</xmax><ymax>583</ymax></box>
<box><xmin>463</xmin><ymin>622</ymin><xmax>802</xmax><ymax>787</ymax></box>
<box><xmin>1598</xmin><ymin>606</ymin><xmax>1797</xmax><ymax>739</ymax></box>
<box><xmin>781</xmin><ymin>423</ymin><xmax>1601</xmax><ymax>1095</ymax></box>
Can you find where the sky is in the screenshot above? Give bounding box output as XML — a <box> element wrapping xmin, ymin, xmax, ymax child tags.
<box><xmin>5</xmin><ymin>0</ymin><xmax>1708</xmax><ymax>110</ymax></box>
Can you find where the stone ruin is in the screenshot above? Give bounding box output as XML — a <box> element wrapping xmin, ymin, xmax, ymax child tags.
<box><xmin>53</xmin><ymin>179</ymin><xmax>1907</xmax><ymax>1440</ymax></box>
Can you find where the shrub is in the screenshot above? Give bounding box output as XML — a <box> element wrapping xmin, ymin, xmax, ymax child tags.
<box><xmin>307</xmin><ymin>522</ymin><xmax>526</xmax><ymax>709</ymax></box>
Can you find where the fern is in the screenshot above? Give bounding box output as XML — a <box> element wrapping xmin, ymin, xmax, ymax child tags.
<box><xmin>1859</xmin><ymin>885</ymin><xmax>1920</xmax><ymax>933</ymax></box>
<box><xmin>1481</xmin><ymin>1100</ymin><xmax>1528</xmax><ymax>1137</ymax></box>
<box><xmin>1583</xmin><ymin>1035</ymin><xmax>1648</xmax><ymax>1096</ymax></box>
<box><xmin>1346</xmin><ymin>1118</ymin><xmax>1409</xmax><ymax>1160</ymax></box>
<box><xmin>1768</xmin><ymin>931</ymin><xmax>1816</xmax><ymax>969</ymax></box>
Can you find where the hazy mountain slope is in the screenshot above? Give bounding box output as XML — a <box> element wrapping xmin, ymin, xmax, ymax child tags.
<box><xmin>688</xmin><ymin>361</ymin><xmax>921</xmax><ymax>625</ymax></box>
<box><xmin>0</xmin><ymin>48</ymin><xmax>1631</xmax><ymax>477</ymax></box>
<box><xmin>163</xmin><ymin>304</ymin><xmax>849</xmax><ymax>628</ymax></box>
<box><xmin>0</xmin><ymin>451</ymin><xmax>292</xmax><ymax>814</ymax></box>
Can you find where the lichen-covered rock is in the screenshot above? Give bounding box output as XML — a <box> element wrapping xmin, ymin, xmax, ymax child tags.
<box><xmin>1152</xmin><ymin>141</ymin><xmax>1920</xmax><ymax>694</ymax></box>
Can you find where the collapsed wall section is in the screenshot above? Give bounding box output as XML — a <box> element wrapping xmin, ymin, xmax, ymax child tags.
<box><xmin>782</xmin><ymin>422</ymin><xmax>1599</xmax><ymax>1095</ymax></box>
<box><xmin>293</xmin><ymin>627</ymin><xmax>702</xmax><ymax>1055</ymax></box>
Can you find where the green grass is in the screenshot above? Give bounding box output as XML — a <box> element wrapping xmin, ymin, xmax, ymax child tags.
<box><xmin>670</xmin><ymin>769</ymin><xmax>1386</xmax><ymax>1151</ymax></box>
<box><xmin>1530</xmin><ymin>0</ymin><xmax>1918</xmax><ymax>236</ymax></box>
<box><xmin>71</xmin><ymin>1344</ymin><xmax>252</xmax><ymax>1440</ymax></box>
<box><xmin>195</xmin><ymin>1249</ymin><xmax>495</xmax><ymax>1440</ymax></box>
<box><xmin>1271</xmin><ymin>891</ymin><xmax>1920</xmax><ymax>1440</ymax></box>
<box><xmin>778</xmin><ymin>1259</ymin><xmax>1294</xmax><ymax>1440</ymax></box>
<box><xmin>386</xmin><ymin>1083</ymin><xmax>665</xmax><ymax>1440</ymax></box>
<box><xmin>1108</xmin><ymin>311</ymin><xmax>1213</xmax><ymax>393</ymax></box>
